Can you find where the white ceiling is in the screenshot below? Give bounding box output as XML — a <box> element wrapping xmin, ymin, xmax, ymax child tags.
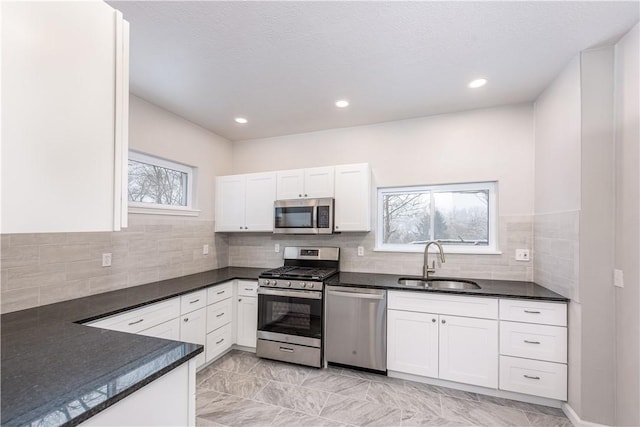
<box><xmin>108</xmin><ymin>1</ymin><xmax>639</xmax><ymax>142</ymax></box>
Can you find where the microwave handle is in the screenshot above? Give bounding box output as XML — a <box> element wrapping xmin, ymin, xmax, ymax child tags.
<box><xmin>312</xmin><ymin>204</ymin><xmax>318</xmax><ymax>229</ymax></box>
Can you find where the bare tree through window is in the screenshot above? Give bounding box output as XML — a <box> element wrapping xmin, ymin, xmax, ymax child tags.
<box><xmin>128</xmin><ymin>159</ymin><xmax>188</xmax><ymax>206</ymax></box>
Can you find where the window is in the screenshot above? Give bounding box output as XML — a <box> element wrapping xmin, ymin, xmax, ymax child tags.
<box><xmin>128</xmin><ymin>151</ymin><xmax>198</xmax><ymax>215</ymax></box>
<box><xmin>376</xmin><ymin>181</ymin><xmax>498</xmax><ymax>253</ymax></box>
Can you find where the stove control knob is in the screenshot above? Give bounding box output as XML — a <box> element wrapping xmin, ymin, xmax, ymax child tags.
<box><xmin>286</xmin><ymin>281</ymin><xmax>291</xmax><ymax>287</ymax></box>
<box><xmin>273</xmin><ymin>280</ymin><xmax>277</xmax><ymax>286</ymax></box>
<box><xmin>265</xmin><ymin>280</ymin><xmax>270</xmax><ymax>285</ymax></box>
<box><xmin>300</xmin><ymin>282</ymin><xmax>306</xmax><ymax>288</ymax></box>
<box><xmin>308</xmin><ymin>283</ymin><xmax>315</xmax><ymax>289</ymax></box>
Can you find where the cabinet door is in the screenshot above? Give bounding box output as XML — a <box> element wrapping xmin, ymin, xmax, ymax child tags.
<box><xmin>236</xmin><ymin>296</ymin><xmax>258</xmax><ymax>348</ymax></box>
<box><xmin>304</xmin><ymin>167</ymin><xmax>334</xmax><ymax>198</ymax></box>
<box><xmin>215</xmin><ymin>175</ymin><xmax>246</xmax><ymax>231</ymax></box>
<box><xmin>334</xmin><ymin>164</ymin><xmax>371</xmax><ymax>232</ymax></box>
<box><xmin>2</xmin><ymin>2</ymin><xmax>129</xmax><ymax>233</ymax></box>
<box><xmin>439</xmin><ymin>315</ymin><xmax>498</xmax><ymax>388</ymax></box>
<box><xmin>387</xmin><ymin>310</ymin><xmax>438</xmax><ymax>377</ymax></box>
<box><xmin>276</xmin><ymin>169</ymin><xmax>305</xmax><ymax>200</ymax></box>
<box><xmin>245</xmin><ymin>172</ymin><xmax>277</xmax><ymax>231</ymax></box>
<box><xmin>180</xmin><ymin>307</ymin><xmax>207</xmax><ymax>367</ymax></box>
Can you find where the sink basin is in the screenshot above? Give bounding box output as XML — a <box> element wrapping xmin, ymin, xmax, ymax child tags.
<box><xmin>397</xmin><ymin>277</ymin><xmax>480</xmax><ymax>290</ymax></box>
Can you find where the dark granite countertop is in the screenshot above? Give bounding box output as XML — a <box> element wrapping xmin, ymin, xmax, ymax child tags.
<box><xmin>326</xmin><ymin>272</ymin><xmax>569</xmax><ymax>302</ymax></box>
<box><xmin>0</xmin><ymin>266</ymin><xmax>264</xmax><ymax>427</ymax></box>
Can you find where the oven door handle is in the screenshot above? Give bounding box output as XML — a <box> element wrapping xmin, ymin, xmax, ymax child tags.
<box><xmin>258</xmin><ymin>288</ymin><xmax>322</xmax><ymax>299</ymax></box>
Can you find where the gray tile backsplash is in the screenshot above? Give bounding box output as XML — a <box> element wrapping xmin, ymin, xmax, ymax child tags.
<box><xmin>0</xmin><ymin>216</ymin><xmax>228</xmax><ymax>313</ymax></box>
<box><xmin>1</xmin><ymin>214</ymin><xmax>538</xmax><ymax>314</ymax></box>
<box><xmin>533</xmin><ymin>211</ymin><xmax>579</xmax><ymax>300</ymax></box>
<box><xmin>229</xmin><ymin>215</ymin><xmax>534</xmax><ymax>281</ymax></box>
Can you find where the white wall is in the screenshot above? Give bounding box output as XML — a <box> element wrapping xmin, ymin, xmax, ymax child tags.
<box><xmin>234</xmin><ymin>104</ymin><xmax>534</xmax><ymax>216</ymax></box>
<box><xmin>129</xmin><ymin>96</ymin><xmax>233</xmax><ymax>219</ymax></box>
<box><xmin>613</xmin><ymin>22</ymin><xmax>640</xmax><ymax>427</ymax></box>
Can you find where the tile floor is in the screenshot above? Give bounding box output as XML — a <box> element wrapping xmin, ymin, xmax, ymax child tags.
<box><xmin>196</xmin><ymin>350</ymin><xmax>573</xmax><ymax>427</ymax></box>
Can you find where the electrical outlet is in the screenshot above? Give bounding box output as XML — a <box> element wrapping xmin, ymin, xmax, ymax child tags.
<box><xmin>203</xmin><ymin>244</ymin><xmax>209</xmax><ymax>255</ymax></box>
<box><xmin>515</xmin><ymin>249</ymin><xmax>530</xmax><ymax>262</ymax></box>
<box><xmin>275</xmin><ymin>243</ymin><xmax>280</xmax><ymax>253</ymax></box>
<box><xmin>614</xmin><ymin>269</ymin><xmax>624</xmax><ymax>288</ymax></box>
<box><xmin>357</xmin><ymin>246</ymin><xmax>364</xmax><ymax>256</ymax></box>
<box><xmin>102</xmin><ymin>253</ymin><xmax>112</xmax><ymax>267</ymax></box>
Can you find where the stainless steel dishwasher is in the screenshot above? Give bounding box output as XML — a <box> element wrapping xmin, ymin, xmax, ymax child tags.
<box><xmin>325</xmin><ymin>286</ymin><xmax>387</xmax><ymax>372</ymax></box>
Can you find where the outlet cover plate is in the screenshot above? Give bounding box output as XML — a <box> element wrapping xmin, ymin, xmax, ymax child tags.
<box><xmin>102</xmin><ymin>253</ymin><xmax>112</xmax><ymax>267</ymax></box>
<box><xmin>515</xmin><ymin>249</ymin><xmax>530</xmax><ymax>261</ymax></box>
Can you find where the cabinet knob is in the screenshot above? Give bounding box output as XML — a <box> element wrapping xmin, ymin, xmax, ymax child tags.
<box><xmin>335</xmin><ymin>226</ymin><xmax>339</xmax><ymax>229</ymax></box>
<box><xmin>432</xmin><ymin>318</ymin><xmax>436</xmax><ymax>323</ymax></box>
<box><xmin>441</xmin><ymin>319</ymin><xmax>446</xmax><ymax>324</ymax></box>
<box><xmin>238</xmin><ymin>298</ymin><xmax>242</xmax><ymax>302</ymax></box>
<box><xmin>239</xmin><ymin>226</ymin><xmax>243</xmax><ymax>230</ymax></box>
<box><xmin>304</xmin><ymin>194</ymin><xmax>308</xmax><ymax>197</ymax></box>
<box><xmin>299</xmin><ymin>194</ymin><xmax>302</xmax><ymax>197</ymax></box>
<box><xmin>244</xmin><ymin>226</ymin><xmax>248</xmax><ymax>229</ymax></box>
<box><xmin>183</xmin><ymin>318</ymin><xmax>189</xmax><ymax>322</ymax></box>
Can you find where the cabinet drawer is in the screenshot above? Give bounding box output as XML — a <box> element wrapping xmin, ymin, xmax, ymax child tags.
<box><xmin>499</xmin><ymin>356</ymin><xmax>567</xmax><ymax>400</ymax></box>
<box><xmin>207</xmin><ymin>282</ymin><xmax>233</xmax><ymax>305</ymax></box>
<box><xmin>499</xmin><ymin>299</ymin><xmax>567</xmax><ymax>326</ymax></box>
<box><xmin>206</xmin><ymin>323</ymin><xmax>233</xmax><ymax>362</ymax></box>
<box><xmin>237</xmin><ymin>280</ymin><xmax>258</xmax><ymax>297</ymax></box>
<box><xmin>138</xmin><ymin>317</ymin><xmax>180</xmax><ymax>341</ymax></box>
<box><xmin>389</xmin><ymin>291</ymin><xmax>498</xmax><ymax>319</ymax></box>
<box><xmin>180</xmin><ymin>289</ymin><xmax>207</xmax><ymax>314</ymax></box>
<box><xmin>87</xmin><ymin>297</ymin><xmax>180</xmax><ymax>334</ymax></box>
<box><xmin>207</xmin><ymin>298</ymin><xmax>232</xmax><ymax>333</ymax></box>
<box><xmin>500</xmin><ymin>321</ymin><xmax>567</xmax><ymax>363</ymax></box>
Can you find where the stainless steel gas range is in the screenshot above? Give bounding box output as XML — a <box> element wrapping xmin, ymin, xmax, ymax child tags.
<box><xmin>256</xmin><ymin>246</ymin><xmax>339</xmax><ymax>368</ymax></box>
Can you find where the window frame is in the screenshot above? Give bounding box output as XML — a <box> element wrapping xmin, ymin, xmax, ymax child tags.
<box><xmin>127</xmin><ymin>150</ymin><xmax>200</xmax><ymax>216</ymax></box>
<box><xmin>375</xmin><ymin>181</ymin><xmax>499</xmax><ymax>254</ymax></box>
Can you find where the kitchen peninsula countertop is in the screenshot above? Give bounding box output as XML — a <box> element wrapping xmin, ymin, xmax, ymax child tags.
<box><xmin>0</xmin><ymin>267</ymin><xmax>264</xmax><ymax>427</ymax></box>
<box><xmin>326</xmin><ymin>272</ymin><xmax>569</xmax><ymax>302</ymax></box>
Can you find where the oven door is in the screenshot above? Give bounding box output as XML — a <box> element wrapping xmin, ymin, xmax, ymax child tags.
<box><xmin>257</xmin><ymin>287</ymin><xmax>323</xmax><ymax>348</ymax></box>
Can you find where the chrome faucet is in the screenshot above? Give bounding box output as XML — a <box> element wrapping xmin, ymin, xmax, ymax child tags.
<box><xmin>423</xmin><ymin>241</ymin><xmax>445</xmax><ymax>279</ymax></box>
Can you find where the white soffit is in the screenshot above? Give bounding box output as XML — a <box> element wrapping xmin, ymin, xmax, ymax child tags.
<box><xmin>107</xmin><ymin>1</ymin><xmax>639</xmax><ymax>141</ymax></box>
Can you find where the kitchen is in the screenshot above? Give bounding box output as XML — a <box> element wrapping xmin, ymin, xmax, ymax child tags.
<box><xmin>1</xmin><ymin>1</ymin><xmax>639</xmax><ymax>427</ymax></box>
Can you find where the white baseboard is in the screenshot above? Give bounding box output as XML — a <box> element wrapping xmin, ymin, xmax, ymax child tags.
<box><xmin>562</xmin><ymin>403</ymin><xmax>610</xmax><ymax>427</ymax></box>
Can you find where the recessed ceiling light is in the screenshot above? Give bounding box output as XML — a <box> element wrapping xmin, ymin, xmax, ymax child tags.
<box><xmin>234</xmin><ymin>117</ymin><xmax>248</xmax><ymax>124</ymax></box>
<box><xmin>335</xmin><ymin>100</ymin><xmax>350</xmax><ymax>108</ymax></box>
<box><xmin>468</xmin><ymin>78</ymin><xmax>488</xmax><ymax>89</ymax></box>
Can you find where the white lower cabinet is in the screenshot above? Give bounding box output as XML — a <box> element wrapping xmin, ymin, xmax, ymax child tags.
<box><xmin>438</xmin><ymin>315</ymin><xmax>498</xmax><ymax>388</ymax></box>
<box><xmin>387</xmin><ymin>308</ymin><xmax>498</xmax><ymax>388</ymax></box>
<box><xmin>206</xmin><ymin>323</ymin><xmax>233</xmax><ymax>362</ymax></box>
<box><xmin>387</xmin><ymin>310</ymin><xmax>438</xmax><ymax>377</ymax></box>
<box><xmin>138</xmin><ymin>317</ymin><xmax>181</xmax><ymax>341</ymax></box>
<box><xmin>180</xmin><ymin>308</ymin><xmax>207</xmax><ymax>368</ymax></box>
<box><xmin>236</xmin><ymin>295</ymin><xmax>258</xmax><ymax>348</ymax></box>
<box><xmin>499</xmin><ymin>355</ymin><xmax>567</xmax><ymax>400</ymax></box>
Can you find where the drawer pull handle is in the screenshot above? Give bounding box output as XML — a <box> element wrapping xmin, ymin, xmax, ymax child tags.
<box><xmin>217</xmin><ymin>290</ymin><xmax>225</xmax><ymax>295</ymax></box>
<box><xmin>216</xmin><ymin>313</ymin><xmax>225</xmax><ymax>318</ymax></box>
<box><xmin>189</xmin><ymin>299</ymin><xmax>200</xmax><ymax>304</ymax></box>
<box><xmin>128</xmin><ymin>319</ymin><xmax>144</xmax><ymax>326</ymax></box>
<box><xmin>216</xmin><ymin>338</ymin><xmax>225</xmax><ymax>345</ymax></box>
<box><xmin>524</xmin><ymin>375</ymin><xmax>541</xmax><ymax>380</ymax></box>
<box><xmin>279</xmin><ymin>347</ymin><xmax>294</xmax><ymax>353</ymax></box>
<box><xmin>524</xmin><ymin>310</ymin><xmax>541</xmax><ymax>314</ymax></box>
<box><xmin>244</xmin><ymin>288</ymin><xmax>254</xmax><ymax>291</ymax></box>
<box><xmin>524</xmin><ymin>340</ymin><xmax>541</xmax><ymax>344</ymax></box>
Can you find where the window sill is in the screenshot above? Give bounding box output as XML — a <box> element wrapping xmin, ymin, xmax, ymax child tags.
<box><xmin>373</xmin><ymin>246</ymin><xmax>502</xmax><ymax>255</ymax></box>
<box><xmin>128</xmin><ymin>205</ymin><xmax>201</xmax><ymax>217</ymax></box>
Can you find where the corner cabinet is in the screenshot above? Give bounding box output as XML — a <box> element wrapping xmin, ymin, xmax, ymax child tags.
<box><xmin>215</xmin><ymin>172</ymin><xmax>277</xmax><ymax>232</ymax></box>
<box><xmin>334</xmin><ymin>163</ymin><xmax>371</xmax><ymax>232</ymax></box>
<box><xmin>1</xmin><ymin>1</ymin><xmax>129</xmax><ymax>233</ymax></box>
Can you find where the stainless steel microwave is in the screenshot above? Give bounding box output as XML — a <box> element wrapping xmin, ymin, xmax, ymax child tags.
<box><xmin>274</xmin><ymin>198</ymin><xmax>334</xmax><ymax>234</ymax></box>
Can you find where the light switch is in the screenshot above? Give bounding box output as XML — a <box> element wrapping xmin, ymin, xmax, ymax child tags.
<box><xmin>515</xmin><ymin>249</ymin><xmax>530</xmax><ymax>261</ymax></box>
<box><xmin>614</xmin><ymin>269</ymin><xmax>624</xmax><ymax>288</ymax></box>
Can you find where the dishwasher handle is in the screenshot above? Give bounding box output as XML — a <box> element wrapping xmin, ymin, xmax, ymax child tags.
<box><xmin>327</xmin><ymin>290</ymin><xmax>385</xmax><ymax>300</ymax></box>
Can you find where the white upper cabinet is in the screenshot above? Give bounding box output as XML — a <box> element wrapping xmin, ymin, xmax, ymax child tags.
<box><xmin>1</xmin><ymin>1</ymin><xmax>129</xmax><ymax>233</ymax></box>
<box><xmin>215</xmin><ymin>172</ymin><xmax>276</xmax><ymax>232</ymax></box>
<box><xmin>334</xmin><ymin>163</ymin><xmax>371</xmax><ymax>232</ymax></box>
<box><xmin>276</xmin><ymin>166</ymin><xmax>334</xmax><ymax>199</ymax></box>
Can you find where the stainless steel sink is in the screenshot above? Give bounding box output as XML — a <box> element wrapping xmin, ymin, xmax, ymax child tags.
<box><xmin>397</xmin><ymin>277</ymin><xmax>480</xmax><ymax>290</ymax></box>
